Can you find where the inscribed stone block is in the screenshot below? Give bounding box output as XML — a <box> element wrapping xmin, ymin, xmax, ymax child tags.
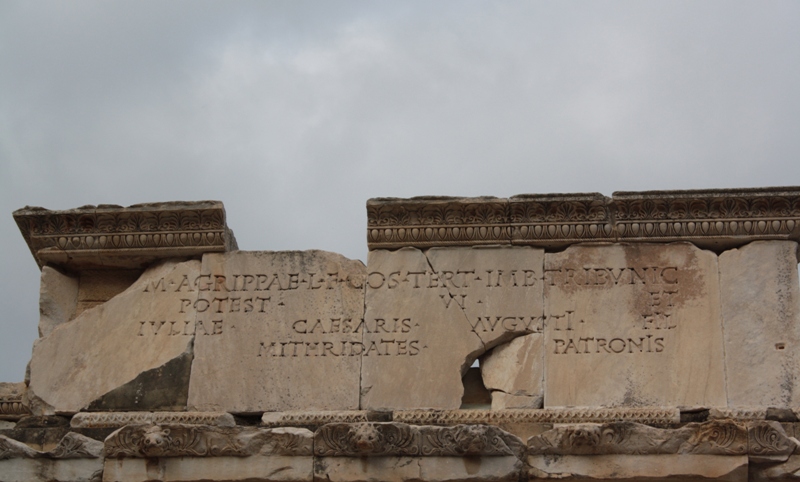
<box><xmin>543</xmin><ymin>243</ymin><xmax>725</xmax><ymax>408</ymax></box>
<box><xmin>360</xmin><ymin>246</ymin><xmax>543</xmax><ymax>410</ymax></box>
<box><xmin>187</xmin><ymin>251</ymin><xmax>365</xmax><ymax>413</ymax></box>
<box><xmin>720</xmin><ymin>241</ymin><xmax>800</xmax><ymax>407</ymax></box>
<box><xmin>27</xmin><ymin>259</ymin><xmax>201</xmax><ymax>414</ymax></box>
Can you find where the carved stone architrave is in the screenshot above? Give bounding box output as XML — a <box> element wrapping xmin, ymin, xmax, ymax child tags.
<box><xmin>509</xmin><ymin>193</ymin><xmax>614</xmax><ymax>247</ymax></box>
<box><xmin>367</xmin><ymin>188</ymin><xmax>800</xmax><ymax>251</ymax></box>
<box><xmin>0</xmin><ymin>398</ymin><xmax>30</xmax><ymax>421</ymax></box>
<box><xmin>70</xmin><ymin>411</ymin><xmax>235</xmax><ymax>429</ymax></box>
<box><xmin>527</xmin><ymin>421</ymin><xmax>748</xmax><ymax>456</ymax></box>
<box><xmin>614</xmin><ymin>187</ymin><xmax>800</xmax><ymax>249</ymax></box>
<box><xmin>367</xmin><ymin>197</ymin><xmax>511</xmax><ymax>249</ymax></box>
<box><xmin>708</xmin><ymin>408</ymin><xmax>768</xmax><ymax>421</ymax></box>
<box><xmin>13</xmin><ymin>201</ymin><xmax>237</xmax><ymax>270</ymax></box>
<box><xmin>0</xmin><ymin>432</ymin><xmax>102</xmax><ymax>460</ymax></box>
<box><xmin>393</xmin><ymin>408</ymin><xmax>680</xmax><ymax>426</ymax></box>
<box><xmin>747</xmin><ymin>420</ymin><xmax>799</xmax><ymax>464</ymax></box>
<box><xmin>314</xmin><ymin>422</ymin><xmax>523</xmax><ymax>458</ymax></box>
<box><xmin>104</xmin><ymin>424</ymin><xmax>312</xmax><ymax>458</ymax></box>
<box><xmin>262</xmin><ymin>411</ymin><xmax>369</xmax><ymax>427</ymax></box>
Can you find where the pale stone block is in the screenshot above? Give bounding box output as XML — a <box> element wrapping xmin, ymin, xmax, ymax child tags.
<box><xmin>527</xmin><ymin>454</ymin><xmax>747</xmax><ymax>481</ymax></box>
<box><xmin>188</xmin><ymin>251</ymin><xmax>365</xmax><ymax>413</ymax></box>
<box><xmin>103</xmin><ymin>455</ymin><xmax>313</xmax><ymax>482</ymax></box>
<box><xmin>489</xmin><ymin>392</ymin><xmax>542</xmax><ymax>409</ymax></box>
<box><xmin>417</xmin><ymin>456</ymin><xmax>522</xmax><ymax>482</ymax></box>
<box><xmin>480</xmin><ymin>333</ymin><xmax>543</xmax><ymax>409</ymax></box>
<box><xmin>314</xmin><ymin>456</ymin><xmax>420</xmax><ymax>482</ymax></box>
<box><xmin>543</xmin><ymin>243</ymin><xmax>726</xmax><ymax>408</ymax></box>
<box><xmin>39</xmin><ymin>266</ymin><xmax>79</xmax><ymax>337</ymax></box>
<box><xmin>720</xmin><ymin>240</ymin><xmax>800</xmax><ymax>407</ymax></box>
<box><xmin>361</xmin><ymin>246</ymin><xmax>544</xmax><ymax>410</ymax></box>
<box><xmin>0</xmin><ymin>458</ymin><xmax>103</xmax><ymax>482</ymax></box>
<box><xmin>316</xmin><ymin>455</ymin><xmax>521</xmax><ymax>482</ymax></box>
<box><xmin>28</xmin><ymin>259</ymin><xmax>201</xmax><ymax>414</ymax></box>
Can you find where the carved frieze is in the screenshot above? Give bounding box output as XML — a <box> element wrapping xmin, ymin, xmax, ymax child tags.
<box><xmin>708</xmin><ymin>408</ymin><xmax>768</xmax><ymax>421</ymax></box>
<box><xmin>313</xmin><ymin>422</ymin><xmax>522</xmax><ymax>457</ymax></box>
<box><xmin>70</xmin><ymin>411</ymin><xmax>235</xmax><ymax>429</ymax></box>
<box><xmin>747</xmin><ymin>421</ymin><xmax>799</xmax><ymax>464</ymax></box>
<box><xmin>528</xmin><ymin>421</ymin><xmax>747</xmax><ymax>456</ymax></box>
<box><xmin>367</xmin><ymin>197</ymin><xmax>511</xmax><ymax>249</ymax></box>
<box><xmin>367</xmin><ymin>188</ymin><xmax>800</xmax><ymax>250</ymax></box>
<box><xmin>14</xmin><ymin>201</ymin><xmax>237</xmax><ymax>269</ymax></box>
<box><xmin>614</xmin><ymin>188</ymin><xmax>800</xmax><ymax>248</ymax></box>
<box><xmin>262</xmin><ymin>411</ymin><xmax>369</xmax><ymax>427</ymax></box>
<box><xmin>393</xmin><ymin>408</ymin><xmax>681</xmax><ymax>426</ymax></box>
<box><xmin>104</xmin><ymin>424</ymin><xmax>313</xmax><ymax>458</ymax></box>
<box><xmin>0</xmin><ymin>432</ymin><xmax>102</xmax><ymax>460</ymax></box>
<box><xmin>314</xmin><ymin>423</ymin><xmax>421</xmax><ymax>456</ymax></box>
<box><xmin>0</xmin><ymin>400</ymin><xmax>30</xmax><ymax>421</ymax></box>
<box><xmin>0</xmin><ymin>382</ymin><xmax>30</xmax><ymax>421</ymax></box>
<box><xmin>419</xmin><ymin>425</ymin><xmax>523</xmax><ymax>457</ymax></box>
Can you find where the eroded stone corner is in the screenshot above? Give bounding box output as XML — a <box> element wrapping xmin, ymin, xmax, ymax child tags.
<box><xmin>27</xmin><ymin>258</ymin><xmax>202</xmax><ymax>414</ymax></box>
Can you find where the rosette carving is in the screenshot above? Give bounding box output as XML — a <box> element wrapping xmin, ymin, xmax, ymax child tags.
<box><xmin>314</xmin><ymin>423</ymin><xmax>419</xmax><ymax>456</ymax></box>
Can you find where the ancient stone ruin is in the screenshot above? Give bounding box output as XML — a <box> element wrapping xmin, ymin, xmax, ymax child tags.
<box><xmin>2</xmin><ymin>187</ymin><xmax>800</xmax><ymax>481</ymax></box>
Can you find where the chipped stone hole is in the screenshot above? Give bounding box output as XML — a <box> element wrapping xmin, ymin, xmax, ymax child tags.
<box><xmin>460</xmin><ymin>333</ymin><xmax>543</xmax><ymax>410</ymax></box>
<box><xmin>776</xmin><ymin>343</ymin><xmax>786</xmax><ymax>350</ymax></box>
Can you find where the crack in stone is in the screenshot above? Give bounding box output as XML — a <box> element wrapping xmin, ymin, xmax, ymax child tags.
<box><xmin>421</xmin><ymin>249</ymin><xmax>487</xmax><ymax>366</ymax></box>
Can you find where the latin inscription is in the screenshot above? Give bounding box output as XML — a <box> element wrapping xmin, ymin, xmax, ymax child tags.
<box><xmin>548</xmin><ymin>265</ymin><xmax>681</xmax><ymax>355</ymax></box>
<box><xmin>258</xmin><ymin>317</ymin><xmax>423</xmax><ymax>358</ymax></box>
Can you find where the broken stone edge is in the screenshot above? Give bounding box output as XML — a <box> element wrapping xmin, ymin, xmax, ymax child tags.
<box><xmin>13</xmin><ymin>201</ymin><xmax>238</xmax><ymax>270</ymax></box>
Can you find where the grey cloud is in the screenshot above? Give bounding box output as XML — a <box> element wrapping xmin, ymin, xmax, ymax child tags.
<box><xmin>1</xmin><ymin>1</ymin><xmax>799</xmax><ymax>381</ymax></box>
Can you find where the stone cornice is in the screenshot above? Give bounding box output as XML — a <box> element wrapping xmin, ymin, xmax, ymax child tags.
<box><xmin>367</xmin><ymin>187</ymin><xmax>800</xmax><ymax>251</ymax></box>
<box><xmin>13</xmin><ymin>201</ymin><xmax>237</xmax><ymax>269</ymax></box>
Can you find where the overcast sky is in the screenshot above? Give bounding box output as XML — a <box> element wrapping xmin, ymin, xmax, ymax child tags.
<box><xmin>1</xmin><ymin>1</ymin><xmax>799</xmax><ymax>382</ymax></box>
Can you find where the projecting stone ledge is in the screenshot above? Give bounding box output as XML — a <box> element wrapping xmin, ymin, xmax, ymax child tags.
<box><xmin>367</xmin><ymin>187</ymin><xmax>800</xmax><ymax>250</ymax></box>
<box><xmin>14</xmin><ymin>201</ymin><xmax>237</xmax><ymax>270</ymax></box>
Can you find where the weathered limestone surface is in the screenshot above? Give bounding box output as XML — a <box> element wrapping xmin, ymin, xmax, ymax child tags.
<box><xmin>28</xmin><ymin>259</ymin><xmax>201</xmax><ymax>414</ymax></box>
<box><xmin>0</xmin><ymin>432</ymin><xmax>104</xmax><ymax>482</ymax></box>
<box><xmin>720</xmin><ymin>240</ymin><xmax>800</xmax><ymax>408</ymax></box>
<box><xmin>0</xmin><ymin>458</ymin><xmax>103</xmax><ymax>482</ymax></box>
<box><xmin>103</xmin><ymin>456</ymin><xmax>313</xmax><ymax>482</ymax></box>
<box><xmin>188</xmin><ymin>251</ymin><xmax>365</xmax><ymax>413</ymax></box>
<box><xmin>38</xmin><ymin>266</ymin><xmax>79</xmax><ymax>337</ymax></box>
<box><xmin>316</xmin><ymin>456</ymin><xmax>522</xmax><ymax>482</ymax></box>
<box><xmin>480</xmin><ymin>333</ymin><xmax>544</xmax><ymax>409</ymax></box>
<box><xmin>361</xmin><ymin>246</ymin><xmax>543</xmax><ymax>410</ymax></box>
<box><xmin>543</xmin><ymin>242</ymin><xmax>726</xmax><ymax>408</ymax></box>
<box><xmin>527</xmin><ymin>454</ymin><xmax>748</xmax><ymax>481</ymax></box>
<box><xmin>14</xmin><ymin>201</ymin><xmax>237</xmax><ymax>270</ymax></box>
